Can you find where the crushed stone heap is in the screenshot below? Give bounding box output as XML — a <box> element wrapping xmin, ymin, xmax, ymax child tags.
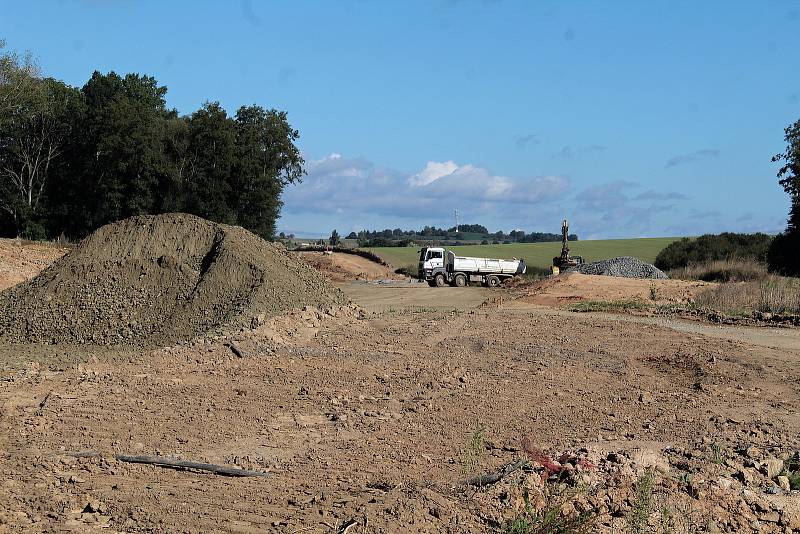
<box><xmin>0</xmin><ymin>213</ymin><xmax>347</xmax><ymax>345</ymax></box>
<box><xmin>567</xmin><ymin>256</ymin><xmax>668</xmax><ymax>279</ymax></box>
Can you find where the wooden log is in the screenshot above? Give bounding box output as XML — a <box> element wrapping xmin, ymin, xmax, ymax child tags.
<box><xmin>114</xmin><ymin>454</ymin><xmax>270</xmax><ymax>477</ymax></box>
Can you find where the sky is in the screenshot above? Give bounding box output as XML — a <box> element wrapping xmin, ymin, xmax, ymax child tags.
<box><xmin>2</xmin><ymin>0</ymin><xmax>798</xmax><ymax>239</ymax></box>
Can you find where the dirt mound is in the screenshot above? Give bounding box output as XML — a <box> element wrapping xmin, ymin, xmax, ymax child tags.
<box><xmin>297</xmin><ymin>251</ymin><xmax>405</xmax><ymax>282</ymax></box>
<box><xmin>0</xmin><ymin>214</ymin><xmax>346</xmax><ymax>345</ymax></box>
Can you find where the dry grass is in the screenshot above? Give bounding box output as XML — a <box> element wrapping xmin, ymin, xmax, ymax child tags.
<box><xmin>670</xmin><ymin>258</ymin><xmax>767</xmax><ymax>282</ymax></box>
<box><xmin>695</xmin><ymin>275</ymin><xmax>800</xmax><ymax>315</ymax></box>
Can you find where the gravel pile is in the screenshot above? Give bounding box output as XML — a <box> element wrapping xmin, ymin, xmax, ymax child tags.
<box><xmin>567</xmin><ymin>256</ymin><xmax>668</xmax><ymax>279</ymax></box>
<box><xmin>0</xmin><ymin>213</ymin><xmax>346</xmax><ymax>346</ymax></box>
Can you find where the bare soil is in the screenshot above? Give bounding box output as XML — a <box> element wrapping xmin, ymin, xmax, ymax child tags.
<box><xmin>514</xmin><ymin>272</ymin><xmax>712</xmax><ymax>307</ymax></box>
<box><xmin>1</xmin><ymin>244</ymin><xmax>799</xmax><ymax>533</ymax></box>
<box><xmin>0</xmin><ymin>239</ymin><xmax>68</xmax><ymax>292</ymax></box>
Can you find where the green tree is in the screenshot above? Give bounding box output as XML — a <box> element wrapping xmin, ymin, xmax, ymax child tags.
<box><xmin>329</xmin><ymin>229</ymin><xmax>340</xmax><ymax>246</ymax></box>
<box><xmin>183</xmin><ymin>101</ymin><xmax>236</xmax><ymax>224</ymax></box>
<box><xmin>232</xmin><ymin>105</ymin><xmax>303</xmax><ymax>239</ymax></box>
<box><xmin>58</xmin><ymin>71</ymin><xmax>172</xmax><ymax>236</ymax></box>
<box><xmin>768</xmin><ymin>119</ymin><xmax>800</xmax><ymax>276</ymax></box>
<box><xmin>0</xmin><ymin>44</ymin><xmax>80</xmax><ymax>237</ymax></box>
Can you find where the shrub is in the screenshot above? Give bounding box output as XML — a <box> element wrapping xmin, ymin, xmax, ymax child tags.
<box><xmin>654</xmin><ymin>233</ymin><xmax>772</xmax><ymax>271</ymax></box>
<box><xmin>670</xmin><ymin>258</ymin><xmax>768</xmax><ymax>282</ymax></box>
<box><xmin>767</xmin><ymin>231</ymin><xmax>800</xmax><ymax>277</ymax></box>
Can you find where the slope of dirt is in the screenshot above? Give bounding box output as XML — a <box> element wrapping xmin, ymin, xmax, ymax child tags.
<box><xmin>0</xmin><ymin>214</ymin><xmax>346</xmax><ymax>346</ymax></box>
<box><xmin>297</xmin><ymin>251</ymin><xmax>404</xmax><ymax>282</ymax></box>
<box><xmin>0</xmin><ymin>239</ymin><xmax>68</xmax><ymax>291</ymax></box>
<box><xmin>1</xmin><ymin>300</ymin><xmax>798</xmax><ymax>533</ymax></box>
<box><xmin>515</xmin><ymin>272</ymin><xmax>712</xmax><ymax>306</ymax></box>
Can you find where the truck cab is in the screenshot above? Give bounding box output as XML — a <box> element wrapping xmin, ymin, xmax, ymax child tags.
<box><xmin>418</xmin><ymin>247</ymin><xmax>445</xmax><ymax>284</ymax></box>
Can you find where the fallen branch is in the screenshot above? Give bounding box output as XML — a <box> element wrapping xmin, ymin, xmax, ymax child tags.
<box><xmin>115</xmin><ymin>454</ymin><xmax>269</xmax><ymax>477</ymax></box>
<box><xmin>66</xmin><ymin>451</ymin><xmax>269</xmax><ymax>478</ymax></box>
<box><xmin>225</xmin><ymin>342</ymin><xmax>244</xmax><ymax>358</ymax></box>
<box><xmin>460</xmin><ymin>461</ymin><xmax>522</xmax><ymax>487</ymax></box>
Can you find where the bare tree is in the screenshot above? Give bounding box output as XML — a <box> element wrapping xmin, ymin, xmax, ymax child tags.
<box><xmin>0</xmin><ymin>42</ymin><xmax>75</xmax><ymax>234</ymax></box>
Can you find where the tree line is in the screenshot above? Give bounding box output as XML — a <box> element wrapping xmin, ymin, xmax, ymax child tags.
<box><xmin>0</xmin><ymin>40</ymin><xmax>303</xmax><ymax>240</ymax></box>
<box><xmin>340</xmin><ymin>225</ymin><xmax>578</xmax><ymax>245</ymax></box>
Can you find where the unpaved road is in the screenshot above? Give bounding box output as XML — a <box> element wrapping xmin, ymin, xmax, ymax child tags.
<box><xmin>1</xmin><ymin>281</ymin><xmax>799</xmax><ymax>532</ymax></box>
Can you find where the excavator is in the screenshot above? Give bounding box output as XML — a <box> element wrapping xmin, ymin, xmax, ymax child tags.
<box><xmin>551</xmin><ymin>219</ymin><xmax>584</xmax><ymax>275</ymax></box>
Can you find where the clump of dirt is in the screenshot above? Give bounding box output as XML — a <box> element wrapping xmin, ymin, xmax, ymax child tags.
<box><xmin>0</xmin><ymin>213</ymin><xmax>346</xmax><ymax>345</ymax></box>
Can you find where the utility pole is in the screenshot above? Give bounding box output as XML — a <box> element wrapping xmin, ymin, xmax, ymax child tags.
<box><xmin>454</xmin><ymin>209</ymin><xmax>459</xmax><ymax>233</ymax></box>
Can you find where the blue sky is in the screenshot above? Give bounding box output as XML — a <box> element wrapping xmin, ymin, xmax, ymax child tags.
<box><xmin>3</xmin><ymin>0</ymin><xmax>798</xmax><ymax>239</ymax></box>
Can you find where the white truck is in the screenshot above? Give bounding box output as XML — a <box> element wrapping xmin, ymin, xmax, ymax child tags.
<box><xmin>418</xmin><ymin>247</ymin><xmax>526</xmax><ymax>287</ymax></box>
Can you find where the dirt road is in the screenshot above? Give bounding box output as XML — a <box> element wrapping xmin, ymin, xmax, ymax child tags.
<box><xmin>2</xmin><ymin>282</ymin><xmax>799</xmax><ymax>532</ymax></box>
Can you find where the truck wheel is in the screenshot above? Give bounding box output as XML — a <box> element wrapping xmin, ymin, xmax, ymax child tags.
<box><xmin>434</xmin><ymin>274</ymin><xmax>446</xmax><ymax>287</ymax></box>
<box><xmin>454</xmin><ymin>273</ymin><xmax>467</xmax><ymax>287</ymax></box>
<box><xmin>487</xmin><ymin>275</ymin><xmax>500</xmax><ymax>288</ymax></box>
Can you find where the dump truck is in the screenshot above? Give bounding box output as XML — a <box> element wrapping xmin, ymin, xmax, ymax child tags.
<box><xmin>418</xmin><ymin>247</ymin><xmax>526</xmax><ymax>287</ymax></box>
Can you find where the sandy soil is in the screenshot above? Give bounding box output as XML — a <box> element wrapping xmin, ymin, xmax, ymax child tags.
<box><xmin>0</xmin><ymin>238</ymin><xmax>68</xmax><ymax>291</ymax></box>
<box><xmin>297</xmin><ymin>252</ymin><xmax>405</xmax><ymax>282</ymax></box>
<box><xmin>513</xmin><ymin>272</ymin><xmax>713</xmax><ymax>307</ymax></box>
<box><xmin>1</xmin><ymin>247</ymin><xmax>799</xmax><ymax>533</ymax></box>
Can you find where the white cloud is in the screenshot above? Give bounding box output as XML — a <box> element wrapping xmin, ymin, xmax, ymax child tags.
<box><xmin>282</xmin><ymin>155</ymin><xmax>570</xmax><ymax>220</ymax></box>
<box><xmin>409</xmin><ymin>160</ymin><xmax>459</xmax><ymax>187</ymax></box>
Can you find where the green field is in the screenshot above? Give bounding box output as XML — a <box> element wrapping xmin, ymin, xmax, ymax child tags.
<box><xmin>365</xmin><ymin>237</ymin><xmax>683</xmax><ymax>273</ymax></box>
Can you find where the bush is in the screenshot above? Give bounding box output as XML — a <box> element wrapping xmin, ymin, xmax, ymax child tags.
<box><xmin>654</xmin><ymin>233</ymin><xmax>772</xmax><ymax>271</ymax></box>
<box><xmin>670</xmin><ymin>258</ymin><xmax>768</xmax><ymax>282</ymax></box>
<box><xmin>767</xmin><ymin>231</ymin><xmax>800</xmax><ymax>277</ymax></box>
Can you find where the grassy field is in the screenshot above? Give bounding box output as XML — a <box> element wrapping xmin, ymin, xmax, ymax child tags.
<box><xmin>365</xmin><ymin>237</ymin><xmax>682</xmax><ymax>273</ymax></box>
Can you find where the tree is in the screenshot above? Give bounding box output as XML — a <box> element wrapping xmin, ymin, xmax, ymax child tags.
<box><xmin>232</xmin><ymin>105</ymin><xmax>304</xmax><ymax>238</ymax></box>
<box><xmin>768</xmin><ymin>119</ymin><xmax>800</xmax><ymax>276</ymax></box>
<box><xmin>0</xmin><ymin>39</ymin><xmax>39</xmax><ymax>122</ymax></box>
<box><xmin>0</xmin><ymin>44</ymin><xmax>80</xmax><ymax>237</ymax></box>
<box><xmin>329</xmin><ymin>229</ymin><xmax>340</xmax><ymax>246</ymax></box>
<box><xmin>346</xmin><ymin>231</ymin><xmax>357</xmax><ymax>239</ymax></box>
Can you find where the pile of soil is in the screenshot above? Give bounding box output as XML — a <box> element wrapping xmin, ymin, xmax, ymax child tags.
<box><xmin>0</xmin><ymin>213</ymin><xmax>346</xmax><ymax>345</ymax></box>
<box><xmin>297</xmin><ymin>251</ymin><xmax>405</xmax><ymax>282</ymax></box>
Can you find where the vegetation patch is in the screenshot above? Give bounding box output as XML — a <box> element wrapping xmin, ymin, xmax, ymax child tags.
<box><xmin>654</xmin><ymin>233</ymin><xmax>772</xmax><ymax>271</ymax></box>
<box><xmin>669</xmin><ymin>258</ymin><xmax>768</xmax><ymax>283</ymax></box>
<box><xmin>694</xmin><ymin>275</ymin><xmax>800</xmax><ymax>315</ymax></box>
<box><xmin>568</xmin><ymin>300</ymin><xmax>649</xmax><ymax>313</ymax></box>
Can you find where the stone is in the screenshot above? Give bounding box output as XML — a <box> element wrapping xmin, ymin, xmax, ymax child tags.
<box><xmin>777</xmin><ymin>476</ymin><xmax>791</xmax><ymax>492</ymax></box>
<box><xmin>762</xmin><ymin>458</ymin><xmax>784</xmax><ymax>479</ymax></box>
<box><xmin>734</xmin><ymin>469</ymin><xmax>754</xmax><ymax>485</ymax></box>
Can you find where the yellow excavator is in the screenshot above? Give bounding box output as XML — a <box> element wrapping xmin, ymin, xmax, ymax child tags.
<box><xmin>551</xmin><ymin>219</ymin><xmax>584</xmax><ymax>275</ymax></box>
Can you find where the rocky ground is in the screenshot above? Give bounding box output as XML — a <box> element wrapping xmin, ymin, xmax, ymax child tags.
<box><xmin>0</xmin><ymin>243</ymin><xmax>799</xmax><ymax>533</ymax></box>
